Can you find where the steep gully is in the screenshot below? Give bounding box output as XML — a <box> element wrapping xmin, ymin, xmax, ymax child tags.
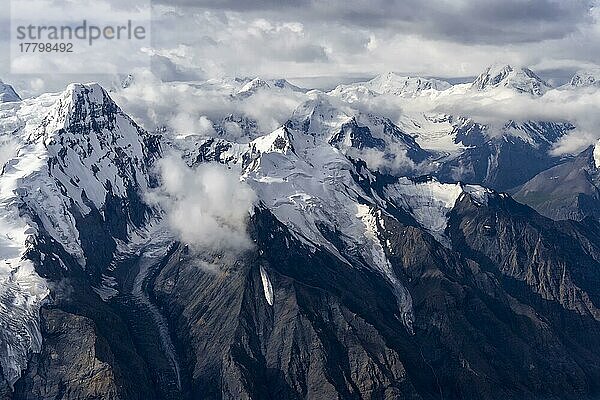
<box><xmin>112</xmin><ymin>231</ymin><xmax>184</xmax><ymax>400</ymax></box>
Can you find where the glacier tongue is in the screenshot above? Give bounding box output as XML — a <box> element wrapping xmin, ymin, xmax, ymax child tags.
<box><xmin>356</xmin><ymin>204</ymin><xmax>414</xmax><ymax>331</ymax></box>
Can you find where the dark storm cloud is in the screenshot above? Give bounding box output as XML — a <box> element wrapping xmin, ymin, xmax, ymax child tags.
<box><xmin>153</xmin><ymin>0</ymin><xmax>594</xmax><ymax>44</ymax></box>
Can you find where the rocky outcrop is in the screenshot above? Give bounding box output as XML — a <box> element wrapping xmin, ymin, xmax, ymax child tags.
<box><xmin>13</xmin><ymin>309</ymin><xmax>119</xmax><ymax>400</ymax></box>
<box><xmin>152</xmin><ymin>211</ymin><xmax>427</xmax><ymax>400</ymax></box>
<box><xmin>513</xmin><ymin>146</ymin><xmax>600</xmax><ymax>221</ymax></box>
<box><xmin>449</xmin><ymin>192</ymin><xmax>600</xmax><ymax>321</ymax></box>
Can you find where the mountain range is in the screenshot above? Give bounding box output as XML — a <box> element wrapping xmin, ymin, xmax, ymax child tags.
<box><xmin>1</xmin><ymin>64</ymin><xmax>600</xmax><ymax>399</ymax></box>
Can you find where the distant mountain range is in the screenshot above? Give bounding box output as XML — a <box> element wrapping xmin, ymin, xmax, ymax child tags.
<box><xmin>1</xmin><ymin>64</ymin><xmax>600</xmax><ymax>399</ymax></box>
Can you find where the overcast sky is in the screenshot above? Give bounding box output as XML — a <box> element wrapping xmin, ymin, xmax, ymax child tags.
<box><xmin>1</xmin><ymin>0</ymin><xmax>599</xmax><ymax>92</ymax></box>
<box><xmin>151</xmin><ymin>0</ymin><xmax>599</xmax><ymax>81</ymax></box>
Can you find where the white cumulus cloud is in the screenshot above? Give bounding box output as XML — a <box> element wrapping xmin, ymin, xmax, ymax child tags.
<box><xmin>147</xmin><ymin>154</ymin><xmax>257</xmax><ymax>253</ymax></box>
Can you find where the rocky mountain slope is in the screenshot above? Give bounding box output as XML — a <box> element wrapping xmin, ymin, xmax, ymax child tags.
<box><xmin>0</xmin><ymin>69</ymin><xmax>599</xmax><ymax>400</ymax></box>
<box><xmin>568</xmin><ymin>69</ymin><xmax>600</xmax><ymax>88</ymax></box>
<box><xmin>513</xmin><ymin>144</ymin><xmax>600</xmax><ymax>221</ymax></box>
<box><xmin>0</xmin><ymin>82</ymin><xmax>20</xmax><ymax>103</ymax></box>
<box><xmin>0</xmin><ymin>83</ymin><xmax>161</xmax><ymax>398</ymax></box>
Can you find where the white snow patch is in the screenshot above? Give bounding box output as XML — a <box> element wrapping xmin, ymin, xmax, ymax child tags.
<box><xmin>594</xmin><ymin>139</ymin><xmax>600</xmax><ymax>169</ymax></box>
<box><xmin>355</xmin><ymin>204</ymin><xmax>394</xmax><ymax>278</ymax></box>
<box><xmin>259</xmin><ymin>265</ymin><xmax>274</xmax><ymax>306</ymax></box>
<box><xmin>397</xmin><ymin>113</ymin><xmax>464</xmax><ymax>154</ymax></box>
<box><xmin>329</xmin><ymin>72</ymin><xmax>450</xmax><ymax>100</ymax></box>
<box><xmin>385</xmin><ymin>178</ymin><xmax>463</xmax><ymax>246</ymax></box>
<box><xmin>383</xmin><ymin>178</ymin><xmax>492</xmax><ymax>246</ymax></box>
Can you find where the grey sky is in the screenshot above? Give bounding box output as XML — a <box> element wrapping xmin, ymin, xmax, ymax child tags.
<box><xmin>1</xmin><ymin>0</ymin><xmax>599</xmax><ymax>93</ymax></box>
<box><xmin>147</xmin><ymin>0</ymin><xmax>600</xmax><ymax>80</ymax></box>
<box><xmin>170</xmin><ymin>0</ymin><xmax>592</xmax><ymax>44</ymax></box>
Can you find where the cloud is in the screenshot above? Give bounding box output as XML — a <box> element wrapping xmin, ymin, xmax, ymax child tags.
<box><xmin>169</xmin><ymin>113</ymin><xmax>216</xmax><ymax>136</ymax></box>
<box><xmin>153</xmin><ymin>0</ymin><xmax>594</xmax><ymax>45</ymax></box>
<box><xmin>2</xmin><ymin>0</ymin><xmax>598</xmax><ymax>92</ymax></box>
<box><xmin>112</xmin><ymin>72</ymin><xmax>305</xmax><ymax>137</ymax></box>
<box><xmin>150</xmin><ymin>54</ymin><xmax>206</xmax><ymax>83</ymax></box>
<box><xmin>147</xmin><ymin>154</ymin><xmax>257</xmax><ymax>253</ymax></box>
<box><xmin>331</xmin><ymin>76</ymin><xmax>600</xmax><ymax>157</ymax></box>
<box><xmin>138</xmin><ymin>1</ymin><xmax>600</xmax><ymax>82</ymax></box>
<box><xmin>422</xmin><ymin>87</ymin><xmax>600</xmax><ymax>155</ymax></box>
<box><xmin>346</xmin><ymin>143</ymin><xmax>418</xmax><ymax>176</ymax></box>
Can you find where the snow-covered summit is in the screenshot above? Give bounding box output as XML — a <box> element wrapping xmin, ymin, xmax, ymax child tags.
<box><xmin>329</xmin><ymin>72</ymin><xmax>451</xmax><ymax>100</ymax></box>
<box><xmin>0</xmin><ymin>82</ymin><xmax>153</xmax><ymax>385</ymax></box>
<box><xmin>0</xmin><ymin>80</ymin><xmax>21</xmax><ymax>103</ymax></box>
<box><xmin>250</xmin><ymin>126</ymin><xmax>295</xmax><ymax>155</ymax></box>
<box><xmin>287</xmin><ymin>95</ymin><xmax>431</xmax><ymax>171</ymax></box>
<box><xmin>237</xmin><ymin>78</ymin><xmax>269</xmax><ymax>95</ymax></box>
<box><xmin>569</xmin><ymin>68</ymin><xmax>600</xmax><ymax>88</ymax></box>
<box><xmin>32</xmin><ymin>83</ymin><xmax>150</xmax><ymax>213</ymax></box>
<box><xmin>237</xmin><ymin>78</ymin><xmax>305</xmax><ymax>97</ymax></box>
<box><xmin>368</xmin><ymin>72</ymin><xmax>451</xmax><ymax>96</ymax></box>
<box><xmin>471</xmin><ymin>64</ymin><xmax>551</xmax><ymax>96</ymax></box>
<box><xmin>287</xmin><ymin>94</ymin><xmax>354</xmax><ymax>138</ymax></box>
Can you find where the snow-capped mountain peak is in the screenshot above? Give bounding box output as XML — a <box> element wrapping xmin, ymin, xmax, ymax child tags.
<box><xmin>287</xmin><ymin>94</ymin><xmax>354</xmax><ymax>138</ymax></box>
<box><xmin>0</xmin><ymin>80</ymin><xmax>21</xmax><ymax>103</ymax></box>
<box><xmin>250</xmin><ymin>126</ymin><xmax>295</xmax><ymax>155</ymax></box>
<box><xmin>0</xmin><ymin>82</ymin><xmax>154</xmax><ymax>385</ymax></box>
<box><xmin>328</xmin><ymin>72</ymin><xmax>451</xmax><ymax>101</ymax></box>
<box><xmin>238</xmin><ymin>78</ymin><xmax>269</xmax><ymax>95</ymax></box>
<box><xmin>368</xmin><ymin>72</ymin><xmax>451</xmax><ymax>95</ymax></box>
<box><xmin>471</xmin><ymin>64</ymin><xmax>551</xmax><ymax>95</ymax></box>
<box><xmin>36</xmin><ymin>83</ymin><xmax>148</xmax><ymax>211</ymax></box>
<box><xmin>236</xmin><ymin>78</ymin><xmax>305</xmax><ymax>97</ymax></box>
<box><xmin>569</xmin><ymin>68</ymin><xmax>600</xmax><ymax>88</ymax></box>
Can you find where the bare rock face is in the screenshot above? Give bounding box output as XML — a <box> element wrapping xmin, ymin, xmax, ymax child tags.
<box><xmin>13</xmin><ymin>309</ymin><xmax>119</xmax><ymax>400</ymax></box>
<box><xmin>514</xmin><ymin>146</ymin><xmax>600</xmax><ymax>222</ymax></box>
<box><xmin>147</xmin><ymin>206</ymin><xmax>600</xmax><ymax>400</ymax></box>
<box><xmin>151</xmin><ymin>210</ymin><xmax>426</xmax><ymax>400</ymax></box>
<box><xmin>449</xmin><ymin>193</ymin><xmax>600</xmax><ymax>321</ymax></box>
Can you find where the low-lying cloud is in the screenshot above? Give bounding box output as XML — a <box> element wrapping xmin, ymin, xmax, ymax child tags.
<box><xmin>113</xmin><ymin>71</ymin><xmax>305</xmax><ymax>139</ymax></box>
<box><xmin>344</xmin><ymin>85</ymin><xmax>600</xmax><ymax>157</ymax></box>
<box><xmin>426</xmin><ymin>88</ymin><xmax>600</xmax><ymax>156</ymax></box>
<box><xmin>147</xmin><ymin>154</ymin><xmax>257</xmax><ymax>253</ymax></box>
